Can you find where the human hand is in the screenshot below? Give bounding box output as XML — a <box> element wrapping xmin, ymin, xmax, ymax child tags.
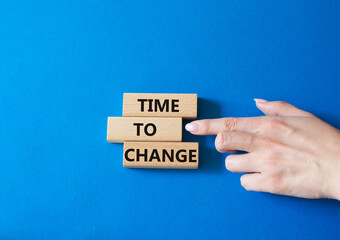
<box><xmin>185</xmin><ymin>99</ymin><xmax>340</xmax><ymax>200</ymax></box>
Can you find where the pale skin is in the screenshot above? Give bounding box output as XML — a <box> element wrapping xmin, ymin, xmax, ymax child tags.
<box><xmin>185</xmin><ymin>99</ymin><xmax>340</xmax><ymax>200</ymax></box>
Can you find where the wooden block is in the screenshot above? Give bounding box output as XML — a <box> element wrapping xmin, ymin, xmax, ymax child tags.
<box><xmin>123</xmin><ymin>142</ymin><xmax>199</xmax><ymax>169</ymax></box>
<box><xmin>123</xmin><ymin>93</ymin><xmax>197</xmax><ymax>119</ymax></box>
<box><xmin>107</xmin><ymin>117</ymin><xmax>182</xmax><ymax>143</ymax></box>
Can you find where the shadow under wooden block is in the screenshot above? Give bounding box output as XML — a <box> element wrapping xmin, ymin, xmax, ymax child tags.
<box><xmin>123</xmin><ymin>93</ymin><xmax>197</xmax><ymax>119</ymax></box>
<box><xmin>107</xmin><ymin>117</ymin><xmax>182</xmax><ymax>143</ymax></box>
<box><xmin>123</xmin><ymin>142</ymin><xmax>199</xmax><ymax>169</ymax></box>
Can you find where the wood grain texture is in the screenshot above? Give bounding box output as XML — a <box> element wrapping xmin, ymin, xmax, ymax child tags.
<box><xmin>123</xmin><ymin>142</ymin><xmax>199</xmax><ymax>169</ymax></box>
<box><xmin>107</xmin><ymin>117</ymin><xmax>182</xmax><ymax>143</ymax></box>
<box><xmin>123</xmin><ymin>93</ymin><xmax>197</xmax><ymax>119</ymax></box>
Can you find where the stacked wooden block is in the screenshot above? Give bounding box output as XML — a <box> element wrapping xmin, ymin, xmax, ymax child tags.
<box><xmin>107</xmin><ymin>93</ymin><xmax>199</xmax><ymax>169</ymax></box>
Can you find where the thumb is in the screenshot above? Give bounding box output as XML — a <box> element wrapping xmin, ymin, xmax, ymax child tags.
<box><xmin>254</xmin><ymin>99</ymin><xmax>313</xmax><ymax>117</ymax></box>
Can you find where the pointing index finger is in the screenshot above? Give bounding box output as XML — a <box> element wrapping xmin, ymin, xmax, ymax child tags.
<box><xmin>185</xmin><ymin>117</ymin><xmax>262</xmax><ymax>135</ymax></box>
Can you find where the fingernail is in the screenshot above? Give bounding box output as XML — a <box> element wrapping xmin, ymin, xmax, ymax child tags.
<box><xmin>225</xmin><ymin>159</ymin><xmax>233</xmax><ymax>170</ymax></box>
<box><xmin>254</xmin><ymin>98</ymin><xmax>268</xmax><ymax>103</ymax></box>
<box><xmin>185</xmin><ymin>122</ymin><xmax>199</xmax><ymax>133</ymax></box>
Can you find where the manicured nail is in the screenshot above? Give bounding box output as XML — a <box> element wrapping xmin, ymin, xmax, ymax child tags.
<box><xmin>185</xmin><ymin>122</ymin><xmax>199</xmax><ymax>133</ymax></box>
<box><xmin>254</xmin><ymin>98</ymin><xmax>268</xmax><ymax>103</ymax></box>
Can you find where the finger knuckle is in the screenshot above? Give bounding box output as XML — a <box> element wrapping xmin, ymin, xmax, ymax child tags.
<box><xmin>276</xmin><ymin>101</ymin><xmax>288</xmax><ymax>108</ymax></box>
<box><xmin>266</xmin><ymin>118</ymin><xmax>285</xmax><ymax>129</ymax></box>
<box><xmin>262</xmin><ymin>137</ymin><xmax>278</xmax><ymax>148</ymax></box>
<box><xmin>266</xmin><ymin>174</ymin><xmax>282</xmax><ymax>193</ymax></box>
<box><xmin>224</xmin><ymin>117</ymin><xmax>238</xmax><ymax>131</ymax></box>
<box><xmin>248</xmin><ymin>134</ymin><xmax>257</xmax><ymax>145</ymax></box>
<box><xmin>263</xmin><ymin>155</ymin><xmax>278</xmax><ymax>168</ymax></box>
<box><xmin>200</xmin><ymin>120</ymin><xmax>211</xmax><ymax>133</ymax></box>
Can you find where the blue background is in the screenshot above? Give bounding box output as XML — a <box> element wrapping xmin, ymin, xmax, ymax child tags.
<box><xmin>0</xmin><ymin>0</ymin><xmax>339</xmax><ymax>239</ymax></box>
